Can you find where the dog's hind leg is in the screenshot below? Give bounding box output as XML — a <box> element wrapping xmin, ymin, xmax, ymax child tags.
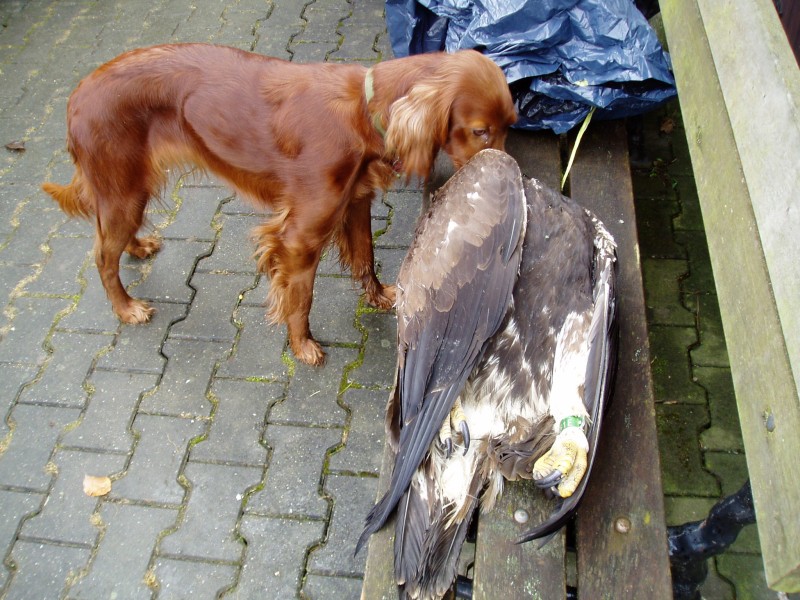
<box><xmin>94</xmin><ymin>194</ymin><xmax>155</xmax><ymax>324</ymax></box>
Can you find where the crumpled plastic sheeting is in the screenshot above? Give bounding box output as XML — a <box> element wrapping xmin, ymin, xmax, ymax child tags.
<box><xmin>386</xmin><ymin>0</ymin><xmax>677</xmax><ymax>133</ymax></box>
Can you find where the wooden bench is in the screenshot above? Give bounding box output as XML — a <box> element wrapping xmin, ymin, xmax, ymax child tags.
<box><xmin>361</xmin><ymin>122</ymin><xmax>673</xmax><ymax>598</ymax></box>
<box><xmin>660</xmin><ymin>0</ymin><xmax>800</xmax><ymax>591</ymax></box>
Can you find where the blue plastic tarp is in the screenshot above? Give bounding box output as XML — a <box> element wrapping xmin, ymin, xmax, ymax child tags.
<box><xmin>386</xmin><ymin>0</ymin><xmax>677</xmax><ymax>133</ymax></box>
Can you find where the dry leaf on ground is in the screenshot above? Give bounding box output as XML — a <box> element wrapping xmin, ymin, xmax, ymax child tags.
<box><xmin>83</xmin><ymin>474</ymin><xmax>112</xmax><ymax>497</ymax></box>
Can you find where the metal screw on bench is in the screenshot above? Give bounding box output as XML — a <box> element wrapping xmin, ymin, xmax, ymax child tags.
<box><xmin>514</xmin><ymin>509</ymin><xmax>529</xmax><ymax>524</ymax></box>
<box><xmin>615</xmin><ymin>516</ymin><xmax>632</xmax><ymax>534</ymax></box>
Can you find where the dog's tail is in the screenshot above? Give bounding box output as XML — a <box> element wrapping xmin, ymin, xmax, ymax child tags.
<box><xmin>42</xmin><ymin>168</ymin><xmax>94</xmax><ymax>219</ymax></box>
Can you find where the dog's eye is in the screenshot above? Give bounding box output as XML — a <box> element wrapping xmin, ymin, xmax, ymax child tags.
<box><xmin>472</xmin><ymin>128</ymin><xmax>488</xmax><ymax>137</ymax></box>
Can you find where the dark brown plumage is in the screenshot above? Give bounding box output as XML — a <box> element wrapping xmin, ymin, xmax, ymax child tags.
<box><xmin>357</xmin><ymin>149</ymin><xmax>617</xmax><ymax>600</ymax></box>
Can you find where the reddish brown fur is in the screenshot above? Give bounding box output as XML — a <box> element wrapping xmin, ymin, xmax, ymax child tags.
<box><xmin>42</xmin><ymin>43</ymin><xmax>516</xmax><ymax>365</ymax></box>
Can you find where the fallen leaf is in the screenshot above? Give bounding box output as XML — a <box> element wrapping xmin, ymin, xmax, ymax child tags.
<box><xmin>83</xmin><ymin>474</ymin><xmax>112</xmax><ymax>497</ymax></box>
<box><xmin>659</xmin><ymin>118</ymin><xmax>675</xmax><ymax>135</ymax></box>
<box><xmin>5</xmin><ymin>140</ymin><xmax>26</xmax><ymax>151</ymax></box>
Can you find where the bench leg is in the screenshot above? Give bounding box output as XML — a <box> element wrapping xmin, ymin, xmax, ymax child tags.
<box><xmin>668</xmin><ymin>480</ymin><xmax>756</xmax><ymax>600</ymax></box>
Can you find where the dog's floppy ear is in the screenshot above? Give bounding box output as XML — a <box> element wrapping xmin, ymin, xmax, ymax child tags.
<box><xmin>385</xmin><ymin>79</ymin><xmax>453</xmax><ymax>180</ymax></box>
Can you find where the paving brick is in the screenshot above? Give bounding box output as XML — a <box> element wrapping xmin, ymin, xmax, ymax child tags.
<box><xmin>160</xmin><ymin>461</ymin><xmax>262</xmax><ymax>561</ymax></box>
<box><xmin>648</xmin><ymin>324</ymin><xmax>705</xmax><ymax>405</ymax></box>
<box><xmin>0</xmin><ymin>490</ymin><xmax>44</xmax><ymax>588</ymax></box>
<box><xmin>308</xmin><ymin>474</ymin><xmax>377</xmax><ymax>576</ymax></box>
<box><xmin>715</xmin><ymin>553</ymin><xmax>774</xmax><ymax>600</ymax></box>
<box><xmin>689</xmin><ymin>294</ymin><xmax>730</xmax><ymax>368</ymax></box>
<box><xmin>0</xmin><ymin>404</ymin><xmax>80</xmax><ymax>491</ymax></box>
<box><xmin>169</xmin><ymin>272</ymin><xmax>255</xmax><ymax>343</ymax></box>
<box><xmin>195</xmin><ymin>213</ymin><xmax>263</xmax><ymax>274</ymax></box>
<box><xmin>308</xmin><ymin>276</ymin><xmax>361</xmax><ymax>345</ymax></box>
<box><xmin>633</xmin><ymin>195</ymin><xmax>684</xmax><ymax>260</ymax></box>
<box><xmin>58</xmin><ymin>266</ymin><xmax>143</xmax><ymax>333</ymax></box>
<box><xmin>375</xmin><ymin>245</ymin><xmax>409</xmax><ymax>286</ymax></box>
<box><xmin>663</xmin><ymin>495</ymin><xmax>717</xmax><ymax>527</ymax></box>
<box><xmin>656</xmin><ymin>403</ymin><xmax>719</xmax><ymax>497</ymax></box>
<box><xmin>641</xmin><ymin>258</ymin><xmax>694</xmax><ymax>327</ymax></box>
<box><xmin>215</xmin><ymin>7</ymin><xmax>270</xmax><ymax>48</ymax></box>
<box><xmin>236</xmin><ymin>515</ymin><xmax>324</xmax><ymax>598</ymax></box>
<box><xmin>131</xmin><ymin>238</ymin><xmax>215</xmax><ymax>305</ymax></box>
<box><xmin>377</xmin><ymin>190</ymin><xmax>423</xmax><ymax>248</ymax></box>
<box><xmin>20</xmin><ymin>449</ymin><xmax>127</xmax><ymax>546</ymax></box>
<box><xmin>696</xmin><ymin>366</ymin><xmax>744</xmax><ymax>453</ymax></box>
<box><xmin>298</xmin><ymin>0</ymin><xmax>350</xmax><ymax>44</ymax></box>
<box><xmin>290</xmin><ymin>41</ymin><xmax>339</xmax><ymax>62</ymax></box>
<box><xmin>329</xmin><ymin>388</ymin><xmax>387</xmax><ymax>475</ymax></box>
<box><xmin>269</xmin><ymin>346</ymin><xmax>356</xmax><ymax>427</ymax></box>
<box><xmin>190</xmin><ymin>379</ymin><xmax>273</xmax><ymax>465</ymax></box>
<box><xmin>304</xmin><ymin>573</ymin><xmax>364</xmax><ymax>599</ymax></box>
<box><xmin>61</xmin><ymin>371</ymin><xmax>160</xmax><ymax>454</ymax></box>
<box><xmin>0</xmin><ymin>297</ymin><xmax>70</xmax><ymax>365</ymax></box>
<box><xmin>335</xmin><ymin>5</ymin><xmax>386</xmax><ymax>62</ymax></box>
<box><xmin>112</xmin><ymin>414</ymin><xmax>205</xmax><ymax>505</ymax></box>
<box><xmin>351</xmin><ymin>311</ymin><xmax>396</xmax><ymax>389</ymax></box>
<box><xmin>0</xmin><ymin>363</ymin><xmax>38</xmax><ymax>437</ymax></box>
<box><xmin>217</xmin><ymin>305</ymin><xmax>289</xmax><ymax>381</ymax></box>
<box><xmin>247</xmin><ymin>424</ymin><xmax>341</xmax><ymax>518</ymax></box>
<box><xmin>138</xmin><ymin>338</ymin><xmax>226</xmax><ymax>417</ymax></box>
<box><xmin>161</xmin><ymin>186</ymin><xmax>230</xmax><ymax>241</ymax></box>
<box><xmin>96</xmin><ymin>302</ymin><xmax>186</xmax><ymax>374</ymax></box>
<box><xmin>0</xmin><ymin>189</ymin><xmax>25</xmax><ymax>240</ymax></box>
<box><xmin>672</xmin><ymin>177</ymin><xmax>705</xmax><ymax>232</ymax></box>
<box><xmin>154</xmin><ymin>557</ymin><xmax>238</xmax><ymax>600</ymax></box>
<box><xmin>18</xmin><ymin>330</ymin><xmax>113</xmax><ymax>408</ymax></box>
<box><xmin>676</xmin><ymin>229</ymin><xmax>717</xmax><ymax>295</ymax></box>
<box><xmin>21</xmin><ymin>236</ymin><xmax>91</xmax><ymax>297</ymax></box>
<box><xmin>67</xmin><ymin>503</ymin><xmax>176</xmax><ymax>600</ymax></box>
<box><xmin>3</xmin><ymin>541</ymin><xmax>90</xmax><ymax>600</ymax></box>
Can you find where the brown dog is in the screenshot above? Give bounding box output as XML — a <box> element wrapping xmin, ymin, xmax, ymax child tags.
<box><xmin>43</xmin><ymin>43</ymin><xmax>516</xmax><ymax>365</ymax></box>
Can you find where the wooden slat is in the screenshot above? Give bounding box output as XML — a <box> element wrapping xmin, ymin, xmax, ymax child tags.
<box><xmin>360</xmin><ymin>441</ymin><xmax>398</xmax><ymax>600</ymax></box>
<box><xmin>569</xmin><ymin>120</ymin><xmax>672</xmax><ymax>598</ymax></box>
<box><xmin>660</xmin><ymin>0</ymin><xmax>800</xmax><ymax>590</ymax></box>
<box><xmin>474</xmin><ymin>481</ymin><xmax>566</xmax><ymax>599</ymax></box>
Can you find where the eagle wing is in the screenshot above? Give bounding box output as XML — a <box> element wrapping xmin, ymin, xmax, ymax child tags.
<box><xmin>357</xmin><ymin>149</ymin><xmax>527</xmax><ymax>553</ymax></box>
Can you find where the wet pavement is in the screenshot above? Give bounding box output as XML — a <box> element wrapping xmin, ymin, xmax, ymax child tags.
<box><xmin>0</xmin><ymin>1</ymin><xmax>771</xmax><ymax>598</ymax></box>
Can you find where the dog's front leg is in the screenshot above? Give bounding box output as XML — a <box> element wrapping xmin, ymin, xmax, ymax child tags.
<box><xmin>336</xmin><ymin>197</ymin><xmax>396</xmax><ymax>310</ymax></box>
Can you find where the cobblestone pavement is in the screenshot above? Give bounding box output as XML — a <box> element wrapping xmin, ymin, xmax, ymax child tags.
<box><xmin>1</xmin><ymin>1</ymin><xmax>400</xmax><ymax>598</ymax></box>
<box><xmin>0</xmin><ymin>1</ymin><xmax>774</xmax><ymax>598</ymax></box>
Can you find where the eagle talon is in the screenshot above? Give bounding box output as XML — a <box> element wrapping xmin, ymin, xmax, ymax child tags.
<box><xmin>459</xmin><ymin>420</ymin><xmax>470</xmax><ymax>455</ymax></box>
<box><xmin>534</xmin><ymin>470</ymin><xmax>564</xmax><ymax>489</ymax></box>
<box><xmin>532</xmin><ymin>427</ymin><xmax>589</xmax><ymax>498</ymax></box>
<box><xmin>442</xmin><ymin>437</ymin><xmax>454</xmax><ymax>459</ymax></box>
<box><xmin>438</xmin><ymin>398</ymin><xmax>470</xmax><ymax>458</ymax></box>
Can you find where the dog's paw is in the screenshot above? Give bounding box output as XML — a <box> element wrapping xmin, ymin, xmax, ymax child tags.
<box><xmin>292</xmin><ymin>337</ymin><xmax>326</xmax><ymax>367</ymax></box>
<box><xmin>118</xmin><ymin>300</ymin><xmax>155</xmax><ymax>324</ymax></box>
<box><xmin>126</xmin><ymin>236</ymin><xmax>162</xmax><ymax>259</ymax></box>
<box><xmin>366</xmin><ymin>283</ymin><xmax>396</xmax><ymax>310</ymax></box>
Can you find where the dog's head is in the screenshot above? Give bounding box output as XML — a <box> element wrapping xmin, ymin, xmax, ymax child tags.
<box><xmin>385</xmin><ymin>50</ymin><xmax>517</xmax><ymax>179</ymax></box>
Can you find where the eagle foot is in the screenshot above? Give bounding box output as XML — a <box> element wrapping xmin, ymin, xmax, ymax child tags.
<box><xmin>532</xmin><ymin>427</ymin><xmax>588</xmax><ymax>498</ymax></box>
<box><xmin>438</xmin><ymin>398</ymin><xmax>471</xmax><ymax>458</ymax></box>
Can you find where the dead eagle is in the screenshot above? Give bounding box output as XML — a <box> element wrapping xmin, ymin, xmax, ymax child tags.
<box><xmin>356</xmin><ymin>149</ymin><xmax>618</xmax><ymax>599</ymax></box>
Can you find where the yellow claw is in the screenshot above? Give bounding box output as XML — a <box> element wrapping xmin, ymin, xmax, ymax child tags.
<box><xmin>532</xmin><ymin>439</ymin><xmax>588</xmax><ymax>498</ymax></box>
<box><xmin>438</xmin><ymin>398</ymin><xmax>470</xmax><ymax>457</ymax></box>
<box><xmin>555</xmin><ymin>445</ymin><xmax>587</xmax><ymax>498</ymax></box>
